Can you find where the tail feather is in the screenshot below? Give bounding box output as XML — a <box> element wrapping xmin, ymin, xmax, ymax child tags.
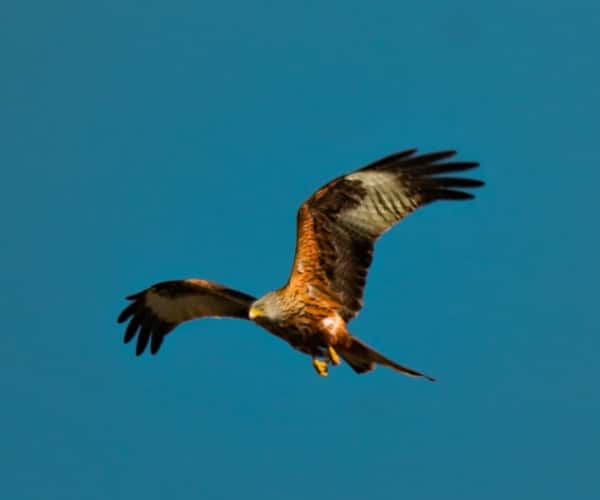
<box><xmin>338</xmin><ymin>337</ymin><xmax>435</xmax><ymax>381</ymax></box>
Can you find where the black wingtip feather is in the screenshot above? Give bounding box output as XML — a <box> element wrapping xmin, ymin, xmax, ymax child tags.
<box><xmin>361</xmin><ymin>149</ymin><xmax>481</xmax><ymax>178</ymax></box>
<box><xmin>136</xmin><ymin>338</ymin><xmax>149</xmax><ymax>356</ymax></box>
<box><xmin>117</xmin><ymin>302</ymin><xmax>137</xmax><ymax>323</ymax></box>
<box><xmin>125</xmin><ymin>290</ymin><xmax>145</xmax><ymax>301</ymax></box>
<box><xmin>136</xmin><ymin>317</ymin><xmax>153</xmax><ymax>355</ymax></box>
<box><xmin>150</xmin><ymin>332</ymin><xmax>165</xmax><ymax>355</ymax></box>
<box><xmin>421</xmin><ymin>177</ymin><xmax>485</xmax><ymax>188</ymax></box>
<box><xmin>123</xmin><ymin>314</ymin><xmax>142</xmax><ymax>344</ymax></box>
<box><xmin>361</xmin><ymin>148</ymin><xmax>418</xmax><ymax>170</ymax></box>
<box><xmin>402</xmin><ymin>153</ymin><xmax>483</xmax><ymax>203</ymax></box>
<box><xmin>410</xmin><ymin>161</ymin><xmax>480</xmax><ymax>176</ymax></box>
<box><xmin>423</xmin><ymin>189</ymin><xmax>476</xmax><ymax>201</ymax></box>
<box><xmin>408</xmin><ymin>150</ymin><xmax>457</xmax><ymax>165</ymax></box>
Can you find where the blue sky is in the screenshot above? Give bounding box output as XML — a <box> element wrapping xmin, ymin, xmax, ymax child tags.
<box><xmin>2</xmin><ymin>1</ymin><xmax>599</xmax><ymax>499</ymax></box>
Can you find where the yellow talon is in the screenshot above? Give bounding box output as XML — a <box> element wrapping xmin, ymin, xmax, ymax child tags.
<box><xmin>312</xmin><ymin>358</ymin><xmax>328</xmax><ymax>377</ymax></box>
<box><xmin>328</xmin><ymin>346</ymin><xmax>340</xmax><ymax>365</ymax></box>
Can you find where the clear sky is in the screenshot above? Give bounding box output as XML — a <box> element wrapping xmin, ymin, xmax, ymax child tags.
<box><xmin>2</xmin><ymin>1</ymin><xmax>599</xmax><ymax>499</ymax></box>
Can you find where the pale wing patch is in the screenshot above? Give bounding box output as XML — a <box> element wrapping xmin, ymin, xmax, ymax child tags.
<box><xmin>344</xmin><ymin>171</ymin><xmax>418</xmax><ymax>236</ymax></box>
<box><xmin>346</xmin><ymin>170</ymin><xmax>393</xmax><ymax>187</ymax></box>
<box><xmin>145</xmin><ymin>290</ymin><xmax>225</xmax><ymax>323</ymax></box>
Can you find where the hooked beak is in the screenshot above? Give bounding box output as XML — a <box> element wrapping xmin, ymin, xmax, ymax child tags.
<box><xmin>249</xmin><ymin>306</ymin><xmax>263</xmax><ymax>320</ymax></box>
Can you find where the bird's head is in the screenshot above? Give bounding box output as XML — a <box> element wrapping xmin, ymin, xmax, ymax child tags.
<box><xmin>249</xmin><ymin>292</ymin><xmax>284</xmax><ymax>323</ymax></box>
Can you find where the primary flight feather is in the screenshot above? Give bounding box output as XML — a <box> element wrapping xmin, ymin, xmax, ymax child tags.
<box><xmin>118</xmin><ymin>148</ymin><xmax>483</xmax><ymax>379</ymax></box>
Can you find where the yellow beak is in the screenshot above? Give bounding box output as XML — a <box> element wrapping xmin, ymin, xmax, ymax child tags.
<box><xmin>249</xmin><ymin>306</ymin><xmax>263</xmax><ymax>320</ymax></box>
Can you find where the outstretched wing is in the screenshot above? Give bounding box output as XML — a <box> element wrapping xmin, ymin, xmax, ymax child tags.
<box><xmin>117</xmin><ymin>279</ymin><xmax>256</xmax><ymax>355</ymax></box>
<box><xmin>286</xmin><ymin>149</ymin><xmax>483</xmax><ymax>321</ymax></box>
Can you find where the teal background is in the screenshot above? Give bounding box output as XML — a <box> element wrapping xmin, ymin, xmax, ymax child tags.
<box><xmin>2</xmin><ymin>2</ymin><xmax>598</xmax><ymax>499</ymax></box>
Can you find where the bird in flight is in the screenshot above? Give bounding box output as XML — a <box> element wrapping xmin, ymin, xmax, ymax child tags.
<box><xmin>118</xmin><ymin>149</ymin><xmax>483</xmax><ymax>380</ymax></box>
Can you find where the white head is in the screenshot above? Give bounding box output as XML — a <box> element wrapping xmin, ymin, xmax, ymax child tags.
<box><xmin>248</xmin><ymin>292</ymin><xmax>284</xmax><ymax>323</ymax></box>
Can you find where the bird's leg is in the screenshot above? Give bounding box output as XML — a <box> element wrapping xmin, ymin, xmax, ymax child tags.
<box><xmin>312</xmin><ymin>357</ymin><xmax>328</xmax><ymax>377</ymax></box>
<box><xmin>327</xmin><ymin>345</ymin><xmax>340</xmax><ymax>365</ymax></box>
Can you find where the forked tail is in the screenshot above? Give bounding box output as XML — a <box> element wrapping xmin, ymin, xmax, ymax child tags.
<box><xmin>338</xmin><ymin>336</ymin><xmax>435</xmax><ymax>381</ymax></box>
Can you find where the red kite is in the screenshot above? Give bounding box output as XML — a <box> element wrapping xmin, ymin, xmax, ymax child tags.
<box><xmin>118</xmin><ymin>149</ymin><xmax>482</xmax><ymax>379</ymax></box>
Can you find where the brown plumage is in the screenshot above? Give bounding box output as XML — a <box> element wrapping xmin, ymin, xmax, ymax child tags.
<box><xmin>117</xmin><ymin>149</ymin><xmax>483</xmax><ymax>379</ymax></box>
